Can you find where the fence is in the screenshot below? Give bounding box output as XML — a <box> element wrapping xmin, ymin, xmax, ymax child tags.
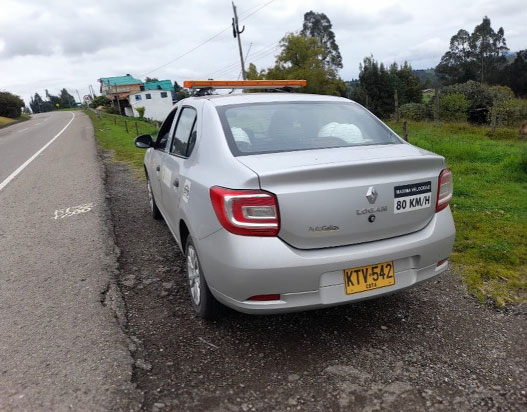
<box><xmin>92</xmin><ymin>109</ymin><xmax>160</xmax><ymax>137</ymax></box>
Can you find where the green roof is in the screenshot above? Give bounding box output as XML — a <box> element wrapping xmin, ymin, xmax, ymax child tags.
<box><xmin>99</xmin><ymin>74</ymin><xmax>143</xmax><ymax>86</ymax></box>
<box><xmin>144</xmin><ymin>80</ymin><xmax>174</xmax><ymax>91</ymax></box>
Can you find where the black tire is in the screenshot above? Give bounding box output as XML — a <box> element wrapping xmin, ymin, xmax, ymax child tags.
<box><xmin>185</xmin><ymin>236</ymin><xmax>223</xmax><ymax>319</ymax></box>
<box><xmin>146</xmin><ymin>175</ymin><xmax>162</xmax><ymax>220</ymax></box>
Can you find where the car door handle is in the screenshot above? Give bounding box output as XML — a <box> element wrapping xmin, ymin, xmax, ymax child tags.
<box><xmin>173</xmin><ymin>178</ymin><xmax>179</xmax><ymax>188</ymax></box>
<box><xmin>156</xmin><ymin>166</ymin><xmax>160</xmax><ymax>172</ymax></box>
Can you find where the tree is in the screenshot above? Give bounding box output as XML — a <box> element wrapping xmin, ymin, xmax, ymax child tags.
<box><xmin>506</xmin><ymin>50</ymin><xmax>527</xmax><ymax>97</ymax></box>
<box><xmin>59</xmin><ymin>88</ymin><xmax>75</xmax><ymax>108</ymax></box>
<box><xmin>260</xmin><ymin>33</ymin><xmax>345</xmax><ymax>96</ymax></box>
<box><xmin>145</xmin><ymin>77</ymin><xmax>159</xmax><ymax>82</ymax></box>
<box><xmin>435</xmin><ymin>17</ymin><xmax>508</xmax><ymax>85</ymax></box>
<box><xmin>470</xmin><ymin>16</ymin><xmax>508</xmax><ymax>83</ymax></box>
<box><xmin>173</xmin><ymin>81</ymin><xmax>182</xmax><ymax>92</ymax></box>
<box><xmin>0</xmin><ymin>91</ymin><xmax>24</xmax><ymax>118</ymax></box>
<box><xmin>29</xmin><ymin>93</ymin><xmax>44</xmax><ymax>113</ymax></box>
<box><xmin>300</xmin><ymin>11</ymin><xmax>342</xmax><ymax>70</ymax></box>
<box><xmin>436</xmin><ymin>29</ymin><xmax>476</xmax><ymax>84</ymax></box>
<box><xmin>245</xmin><ymin>63</ymin><xmax>265</xmax><ymax>80</ymax></box>
<box><xmin>89</xmin><ymin>95</ymin><xmax>111</xmax><ymax>108</ymax></box>
<box><xmin>351</xmin><ymin>56</ymin><xmax>422</xmax><ymax>118</ymax></box>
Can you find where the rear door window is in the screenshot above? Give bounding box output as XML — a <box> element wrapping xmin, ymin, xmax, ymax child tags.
<box><xmin>170</xmin><ymin>107</ymin><xmax>197</xmax><ymax>157</ymax></box>
<box><xmin>217</xmin><ymin>102</ymin><xmax>401</xmax><ymax>155</ymax></box>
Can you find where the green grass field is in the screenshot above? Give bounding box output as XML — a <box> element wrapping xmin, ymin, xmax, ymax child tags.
<box><xmin>388</xmin><ymin>121</ymin><xmax>527</xmax><ymax>306</ymax></box>
<box><xmin>87</xmin><ymin>109</ymin><xmax>526</xmax><ymax>306</ymax></box>
<box><xmin>85</xmin><ymin>110</ymin><xmax>158</xmax><ymax>174</ymax></box>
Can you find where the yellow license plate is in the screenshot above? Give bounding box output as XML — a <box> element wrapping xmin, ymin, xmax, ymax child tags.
<box><xmin>343</xmin><ymin>261</ymin><xmax>395</xmax><ymax>295</ymax></box>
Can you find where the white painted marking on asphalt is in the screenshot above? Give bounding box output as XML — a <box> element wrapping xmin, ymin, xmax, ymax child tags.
<box><xmin>17</xmin><ymin>128</ymin><xmax>29</xmax><ymax>133</ymax></box>
<box><xmin>53</xmin><ymin>203</ymin><xmax>94</xmax><ymax>219</ymax></box>
<box><xmin>0</xmin><ymin>112</ymin><xmax>75</xmax><ymax>193</ymax></box>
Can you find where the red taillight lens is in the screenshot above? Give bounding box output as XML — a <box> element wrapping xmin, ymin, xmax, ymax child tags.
<box><xmin>210</xmin><ymin>186</ymin><xmax>280</xmax><ymax>236</ymax></box>
<box><xmin>436</xmin><ymin>169</ymin><xmax>453</xmax><ymax>212</ymax></box>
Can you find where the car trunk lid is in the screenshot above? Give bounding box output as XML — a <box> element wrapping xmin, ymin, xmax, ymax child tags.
<box><xmin>237</xmin><ymin>144</ymin><xmax>444</xmax><ymax>249</ymax></box>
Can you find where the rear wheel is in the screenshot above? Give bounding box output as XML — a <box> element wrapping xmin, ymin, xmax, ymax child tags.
<box><xmin>146</xmin><ymin>175</ymin><xmax>162</xmax><ymax>220</ymax></box>
<box><xmin>186</xmin><ymin>237</ymin><xmax>223</xmax><ymax>319</ymax></box>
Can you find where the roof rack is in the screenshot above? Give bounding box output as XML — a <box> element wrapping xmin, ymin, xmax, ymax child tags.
<box><xmin>183</xmin><ymin>80</ymin><xmax>307</xmax><ymax>96</ymax></box>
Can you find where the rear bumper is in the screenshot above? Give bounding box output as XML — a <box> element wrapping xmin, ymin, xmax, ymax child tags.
<box><xmin>196</xmin><ymin>208</ymin><xmax>455</xmax><ymax>314</ymax></box>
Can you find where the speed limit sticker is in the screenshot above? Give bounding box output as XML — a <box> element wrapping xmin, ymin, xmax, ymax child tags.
<box><xmin>394</xmin><ymin>181</ymin><xmax>432</xmax><ymax>214</ymax></box>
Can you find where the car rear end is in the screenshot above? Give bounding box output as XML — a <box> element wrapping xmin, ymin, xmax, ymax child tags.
<box><xmin>196</xmin><ymin>95</ymin><xmax>455</xmax><ymax>314</ymax></box>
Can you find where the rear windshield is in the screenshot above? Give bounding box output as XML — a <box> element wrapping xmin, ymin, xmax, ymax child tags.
<box><xmin>217</xmin><ymin>101</ymin><xmax>401</xmax><ymax>155</ymax></box>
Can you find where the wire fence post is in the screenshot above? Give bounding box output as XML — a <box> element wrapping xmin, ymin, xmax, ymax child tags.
<box><xmin>434</xmin><ymin>88</ymin><xmax>440</xmax><ymax>123</ymax></box>
<box><xmin>135</xmin><ymin>122</ymin><xmax>139</xmax><ymax>135</ymax></box>
<box><xmin>490</xmin><ymin>105</ymin><xmax>497</xmax><ymax>137</ymax></box>
<box><xmin>403</xmin><ymin>121</ymin><xmax>408</xmax><ymax>141</ymax></box>
<box><xmin>394</xmin><ymin>89</ymin><xmax>400</xmax><ymax>122</ymax></box>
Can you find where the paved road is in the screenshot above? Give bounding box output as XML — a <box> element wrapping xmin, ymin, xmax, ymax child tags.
<box><xmin>0</xmin><ymin>112</ymin><xmax>141</xmax><ymax>411</ymax></box>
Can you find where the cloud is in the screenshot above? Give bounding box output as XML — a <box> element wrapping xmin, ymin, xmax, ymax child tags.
<box><xmin>1</xmin><ymin>0</ymin><xmax>525</xmax><ymax>105</ymax></box>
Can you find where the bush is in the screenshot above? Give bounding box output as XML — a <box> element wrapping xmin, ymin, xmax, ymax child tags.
<box><xmin>441</xmin><ymin>81</ymin><xmax>494</xmax><ymax>123</ymax></box>
<box><xmin>89</xmin><ymin>95</ymin><xmax>111</xmax><ymax>109</ymax></box>
<box><xmin>490</xmin><ymin>98</ymin><xmax>527</xmax><ymax>127</ymax></box>
<box><xmin>439</xmin><ymin>93</ymin><xmax>469</xmax><ymax>121</ymax></box>
<box><xmin>104</xmin><ymin>106</ymin><xmax>120</xmax><ymax>115</ymax></box>
<box><xmin>441</xmin><ymin>81</ymin><xmax>519</xmax><ymax>124</ymax></box>
<box><xmin>135</xmin><ymin>106</ymin><xmax>146</xmax><ymax>119</ymax></box>
<box><xmin>0</xmin><ymin>91</ymin><xmax>24</xmax><ymax>118</ymax></box>
<box><xmin>399</xmin><ymin>103</ymin><xmax>427</xmax><ymax>121</ymax></box>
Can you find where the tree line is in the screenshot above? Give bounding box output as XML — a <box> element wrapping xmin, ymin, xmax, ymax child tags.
<box><xmin>29</xmin><ymin>89</ymin><xmax>76</xmax><ymax>113</ymax></box>
<box><xmin>242</xmin><ymin>12</ymin><xmax>525</xmax><ymax>126</ymax></box>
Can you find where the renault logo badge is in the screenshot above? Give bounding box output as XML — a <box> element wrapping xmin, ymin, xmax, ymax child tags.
<box><xmin>366</xmin><ymin>186</ymin><xmax>378</xmax><ymax>204</ymax></box>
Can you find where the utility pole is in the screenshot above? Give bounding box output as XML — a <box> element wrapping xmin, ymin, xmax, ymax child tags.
<box><xmin>232</xmin><ymin>2</ymin><xmax>246</xmax><ymax>80</ymax></box>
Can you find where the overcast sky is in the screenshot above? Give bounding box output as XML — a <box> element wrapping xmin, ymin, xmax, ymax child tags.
<box><xmin>1</xmin><ymin>0</ymin><xmax>526</xmax><ymax>105</ymax></box>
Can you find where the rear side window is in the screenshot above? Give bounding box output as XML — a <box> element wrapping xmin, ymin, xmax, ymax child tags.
<box><xmin>217</xmin><ymin>102</ymin><xmax>401</xmax><ymax>155</ymax></box>
<box><xmin>171</xmin><ymin>107</ymin><xmax>197</xmax><ymax>157</ymax></box>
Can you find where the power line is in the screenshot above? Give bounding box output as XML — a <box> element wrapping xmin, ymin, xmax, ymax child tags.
<box><xmin>238</xmin><ymin>0</ymin><xmax>277</xmax><ymax>21</ymax></box>
<box><xmin>209</xmin><ymin>45</ymin><xmax>279</xmax><ymax>79</ymax></box>
<box><xmin>140</xmin><ymin>25</ymin><xmax>232</xmax><ymax>77</ymax></box>
<box><xmin>140</xmin><ymin>0</ymin><xmax>277</xmax><ymax>77</ymax></box>
<box><xmin>207</xmin><ymin>40</ymin><xmax>280</xmax><ymax>78</ymax></box>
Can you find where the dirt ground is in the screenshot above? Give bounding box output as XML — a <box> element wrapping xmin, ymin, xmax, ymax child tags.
<box><xmin>103</xmin><ymin>157</ymin><xmax>526</xmax><ymax>412</ymax></box>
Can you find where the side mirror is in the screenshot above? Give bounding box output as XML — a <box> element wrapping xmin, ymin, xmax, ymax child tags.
<box><xmin>134</xmin><ymin>134</ymin><xmax>153</xmax><ymax>149</ymax></box>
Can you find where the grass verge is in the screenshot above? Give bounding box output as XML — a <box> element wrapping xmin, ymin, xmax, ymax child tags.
<box><xmin>0</xmin><ymin>114</ymin><xmax>30</xmax><ymax>128</ymax></box>
<box><xmin>388</xmin><ymin>121</ymin><xmax>527</xmax><ymax>306</ymax></box>
<box><xmin>85</xmin><ymin>110</ymin><xmax>158</xmax><ymax>175</ymax></box>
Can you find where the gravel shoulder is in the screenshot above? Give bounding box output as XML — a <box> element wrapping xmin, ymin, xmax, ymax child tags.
<box><xmin>103</xmin><ymin>156</ymin><xmax>526</xmax><ymax>412</ymax></box>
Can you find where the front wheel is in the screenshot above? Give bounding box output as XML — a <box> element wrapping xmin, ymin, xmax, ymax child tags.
<box><xmin>186</xmin><ymin>237</ymin><xmax>223</xmax><ymax>319</ymax></box>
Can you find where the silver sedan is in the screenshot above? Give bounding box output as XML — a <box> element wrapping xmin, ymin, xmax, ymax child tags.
<box><xmin>135</xmin><ymin>92</ymin><xmax>455</xmax><ymax>319</ymax></box>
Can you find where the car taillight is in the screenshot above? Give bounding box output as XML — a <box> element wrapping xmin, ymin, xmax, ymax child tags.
<box><xmin>436</xmin><ymin>169</ymin><xmax>453</xmax><ymax>212</ymax></box>
<box><xmin>210</xmin><ymin>186</ymin><xmax>280</xmax><ymax>236</ymax></box>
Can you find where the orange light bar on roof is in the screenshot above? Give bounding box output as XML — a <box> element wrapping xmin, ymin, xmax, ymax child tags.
<box><xmin>183</xmin><ymin>80</ymin><xmax>307</xmax><ymax>89</ymax></box>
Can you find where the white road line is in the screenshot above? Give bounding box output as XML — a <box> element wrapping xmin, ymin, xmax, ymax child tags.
<box><xmin>0</xmin><ymin>113</ymin><xmax>75</xmax><ymax>193</ymax></box>
<box><xmin>17</xmin><ymin>128</ymin><xmax>29</xmax><ymax>133</ymax></box>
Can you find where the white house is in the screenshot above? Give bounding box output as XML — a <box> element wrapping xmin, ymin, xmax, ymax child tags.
<box><xmin>128</xmin><ymin>89</ymin><xmax>173</xmax><ymax>121</ymax></box>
